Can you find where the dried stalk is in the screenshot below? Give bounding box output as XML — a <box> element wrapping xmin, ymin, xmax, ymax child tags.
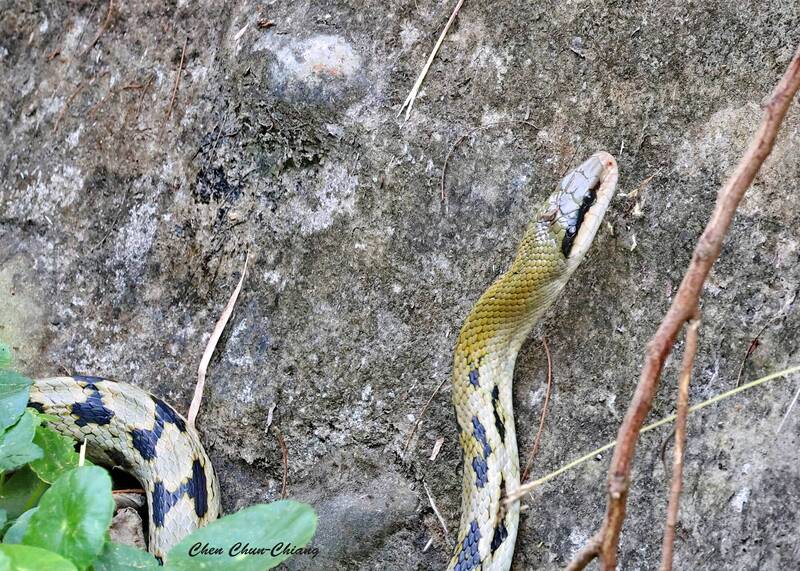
<box><xmin>659</xmin><ymin>319</ymin><xmax>699</xmax><ymax>570</ymax></box>
<box><xmin>567</xmin><ymin>44</ymin><xmax>800</xmax><ymax>570</ymax></box>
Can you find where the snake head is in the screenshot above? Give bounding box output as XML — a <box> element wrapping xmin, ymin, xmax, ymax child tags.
<box><xmin>540</xmin><ymin>152</ymin><xmax>618</xmax><ymax>270</ymax></box>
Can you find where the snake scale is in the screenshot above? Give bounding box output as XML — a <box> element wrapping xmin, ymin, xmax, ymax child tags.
<box><xmin>28</xmin><ymin>376</ymin><xmax>220</xmax><ymax>560</ymax></box>
<box><xmin>447</xmin><ymin>152</ymin><xmax>618</xmax><ymax>571</ymax></box>
<box><xmin>25</xmin><ymin>152</ymin><xmax>616</xmax><ymax>568</ymax></box>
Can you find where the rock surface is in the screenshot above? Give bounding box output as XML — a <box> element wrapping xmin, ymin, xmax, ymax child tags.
<box><xmin>2</xmin><ymin>1</ymin><xmax>800</xmax><ymax>569</ymax></box>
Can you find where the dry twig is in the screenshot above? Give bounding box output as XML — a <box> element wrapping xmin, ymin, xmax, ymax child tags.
<box><xmin>163</xmin><ymin>37</ymin><xmax>188</xmax><ymax>128</ymax></box>
<box><xmin>506</xmin><ymin>364</ymin><xmax>800</xmax><ymax>505</ymax></box>
<box><xmin>81</xmin><ymin>0</ymin><xmax>114</xmax><ymax>56</ymax></box>
<box><xmin>521</xmin><ymin>337</ymin><xmax>553</xmax><ymax>482</ymax></box>
<box><xmin>397</xmin><ymin>0</ymin><xmax>465</xmax><ymax>120</ymax></box>
<box><xmin>275</xmin><ymin>427</ymin><xmax>289</xmax><ymax>498</ymax></box>
<box><xmin>659</xmin><ymin>319</ymin><xmax>700</xmax><ymax>571</ymax></box>
<box><xmin>403</xmin><ymin>376</ymin><xmax>448</xmax><ymax>452</ymax></box>
<box><xmin>52</xmin><ymin>82</ymin><xmax>85</xmax><ymax>133</ymax></box>
<box><xmin>565</xmin><ymin>44</ymin><xmax>800</xmax><ymax>571</ymax></box>
<box><xmin>187</xmin><ymin>253</ymin><xmax>249</xmax><ymax>429</ymax></box>
<box><xmin>423</xmin><ymin>480</ymin><xmax>453</xmax><ymax>547</ymax></box>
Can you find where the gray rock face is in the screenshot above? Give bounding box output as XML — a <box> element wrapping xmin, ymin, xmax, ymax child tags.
<box><xmin>2</xmin><ymin>1</ymin><xmax>800</xmax><ymax>569</ymax></box>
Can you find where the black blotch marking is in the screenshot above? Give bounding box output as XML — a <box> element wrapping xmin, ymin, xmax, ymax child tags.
<box><xmin>188</xmin><ymin>458</ymin><xmax>209</xmax><ymax>518</ymax></box>
<box><xmin>471</xmin><ymin>416</ymin><xmax>491</xmax><ymax>458</ymax></box>
<box><xmin>71</xmin><ymin>382</ymin><xmax>114</xmax><ymax>427</ymax></box>
<box><xmin>560</xmin><ymin>189</ymin><xmax>597</xmax><ymax>258</ymax></box>
<box><xmin>131</xmin><ymin>397</ymin><xmax>188</xmax><ymax>460</ymax></box>
<box><xmin>491</xmin><ymin>385</ymin><xmax>506</xmax><ymax>442</ymax></box>
<box><xmin>453</xmin><ymin>519</ymin><xmax>481</xmax><ymax>571</ymax></box>
<box><xmin>472</xmin><ymin>456</ymin><xmax>488</xmax><ymax>488</ymax></box>
<box><xmin>490</xmin><ymin>521</ymin><xmax>509</xmax><ymax>553</ymax></box>
<box><xmin>491</xmin><ymin>477</ymin><xmax>509</xmax><ymax>553</ymax></box>
<box><xmin>471</xmin><ymin>417</ymin><xmax>492</xmax><ymax>489</ymax></box>
<box><xmin>468</xmin><ymin>368</ymin><xmax>480</xmax><ymax>387</ymax></box>
<box><xmin>73</xmin><ymin>374</ymin><xmax>106</xmax><ymax>383</ymax></box>
<box><xmin>152</xmin><ymin>458</ymin><xmax>209</xmax><ymax>527</ymax></box>
<box><xmin>153</xmin><ymin>397</ymin><xmax>187</xmax><ymax>432</ymax></box>
<box><xmin>28</xmin><ymin>401</ymin><xmax>45</xmax><ymax>413</ymax></box>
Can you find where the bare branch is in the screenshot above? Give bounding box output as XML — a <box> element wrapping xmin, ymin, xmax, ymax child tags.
<box><xmin>521</xmin><ymin>337</ymin><xmax>553</xmax><ymax>482</ymax></box>
<box><xmin>659</xmin><ymin>319</ymin><xmax>700</xmax><ymax>571</ymax></box>
<box><xmin>565</xmin><ymin>533</ymin><xmax>601</xmax><ymax>571</ymax></box>
<box><xmin>570</xmin><ymin>44</ymin><xmax>800</xmax><ymax>570</ymax></box>
<box><xmin>397</xmin><ymin>0</ymin><xmax>465</xmax><ymax>120</ymax></box>
<box><xmin>163</xmin><ymin>37</ymin><xmax>188</xmax><ymax>129</ymax></box>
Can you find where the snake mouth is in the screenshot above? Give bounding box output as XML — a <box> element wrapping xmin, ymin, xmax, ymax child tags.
<box><xmin>555</xmin><ymin>155</ymin><xmax>604</xmax><ymax>258</ymax></box>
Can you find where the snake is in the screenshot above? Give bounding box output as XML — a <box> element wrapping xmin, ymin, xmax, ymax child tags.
<box><xmin>28</xmin><ymin>375</ymin><xmax>221</xmax><ymax>561</ymax></box>
<box><xmin>447</xmin><ymin>151</ymin><xmax>618</xmax><ymax>571</ymax></box>
<box><xmin>23</xmin><ymin>152</ymin><xmax>616</xmax><ymax>568</ymax></box>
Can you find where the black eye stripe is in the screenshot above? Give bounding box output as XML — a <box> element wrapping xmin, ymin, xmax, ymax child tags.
<box><xmin>560</xmin><ymin>189</ymin><xmax>596</xmax><ymax>258</ymax></box>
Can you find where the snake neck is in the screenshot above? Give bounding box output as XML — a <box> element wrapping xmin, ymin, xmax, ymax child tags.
<box><xmin>447</xmin><ymin>152</ymin><xmax>618</xmax><ymax>570</ymax></box>
<box><xmin>448</xmin><ymin>253</ymin><xmax>571</xmax><ymax>571</ymax></box>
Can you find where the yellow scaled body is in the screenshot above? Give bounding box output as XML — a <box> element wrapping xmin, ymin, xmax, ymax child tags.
<box><xmin>448</xmin><ymin>152</ymin><xmax>618</xmax><ymax>571</ymax></box>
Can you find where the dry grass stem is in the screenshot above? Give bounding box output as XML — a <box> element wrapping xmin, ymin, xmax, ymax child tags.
<box><xmin>188</xmin><ymin>252</ymin><xmax>249</xmax><ymax>429</ymax></box>
<box><xmin>397</xmin><ymin>0</ymin><xmax>465</xmax><ymax>121</ymax></box>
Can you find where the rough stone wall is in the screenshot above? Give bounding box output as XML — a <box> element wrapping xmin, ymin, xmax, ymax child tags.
<box><xmin>2</xmin><ymin>1</ymin><xmax>800</xmax><ymax>569</ymax></box>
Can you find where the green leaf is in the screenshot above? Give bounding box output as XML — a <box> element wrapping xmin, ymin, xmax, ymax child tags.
<box><xmin>0</xmin><ymin>468</ymin><xmax>46</xmax><ymax>520</ymax></box>
<box><xmin>0</xmin><ymin>544</ymin><xmax>77</xmax><ymax>571</ymax></box>
<box><xmin>91</xmin><ymin>542</ymin><xmax>160</xmax><ymax>571</ymax></box>
<box><xmin>0</xmin><ymin>509</ymin><xmax>6</xmax><ymax>531</ymax></box>
<box><xmin>28</xmin><ymin>425</ymin><xmax>80</xmax><ymax>484</ymax></box>
<box><xmin>22</xmin><ymin>466</ymin><xmax>114</xmax><ymax>570</ymax></box>
<box><xmin>3</xmin><ymin>507</ymin><xmax>37</xmax><ymax>544</ymax></box>
<box><xmin>0</xmin><ymin>412</ymin><xmax>43</xmax><ymax>473</ymax></box>
<box><xmin>166</xmin><ymin>500</ymin><xmax>317</xmax><ymax>571</ymax></box>
<box><xmin>0</xmin><ymin>371</ymin><xmax>32</xmax><ymax>431</ymax></box>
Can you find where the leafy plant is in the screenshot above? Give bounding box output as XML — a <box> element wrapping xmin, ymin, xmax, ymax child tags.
<box><xmin>0</xmin><ymin>344</ymin><xmax>317</xmax><ymax>570</ymax></box>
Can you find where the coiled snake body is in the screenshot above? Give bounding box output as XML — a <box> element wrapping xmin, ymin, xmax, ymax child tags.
<box><xmin>448</xmin><ymin>152</ymin><xmax>618</xmax><ymax>571</ymax></box>
<box><xmin>29</xmin><ymin>376</ymin><xmax>220</xmax><ymax>560</ymax></box>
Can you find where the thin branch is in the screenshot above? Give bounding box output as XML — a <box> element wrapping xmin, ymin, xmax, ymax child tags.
<box><xmin>521</xmin><ymin>337</ymin><xmax>553</xmax><ymax>482</ymax></box>
<box><xmin>275</xmin><ymin>427</ymin><xmax>289</xmax><ymax>498</ymax></box>
<box><xmin>734</xmin><ymin>323</ymin><xmax>768</xmax><ymax>387</ymax></box>
<box><xmin>397</xmin><ymin>0</ymin><xmax>465</xmax><ymax>121</ymax></box>
<box><xmin>403</xmin><ymin>375</ymin><xmax>448</xmax><ymax>452</ymax></box>
<box><xmin>163</xmin><ymin>37</ymin><xmax>188</xmax><ymax>129</ymax></box>
<box><xmin>52</xmin><ymin>82</ymin><xmax>85</xmax><ymax>133</ymax></box>
<box><xmin>81</xmin><ymin>0</ymin><xmax>114</xmax><ymax>57</ymax></box>
<box><xmin>566</xmin><ymin>44</ymin><xmax>800</xmax><ymax>571</ymax></box>
<box><xmin>188</xmin><ymin>252</ymin><xmax>249</xmax><ymax>429</ymax></box>
<box><xmin>565</xmin><ymin>533</ymin><xmax>602</xmax><ymax>571</ymax></box>
<box><xmin>423</xmin><ymin>480</ymin><xmax>453</xmax><ymax>548</ymax></box>
<box><xmin>506</xmin><ymin>364</ymin><xmax>800</xmax><ymax>505</ymax></box>
<box><xmin>659</xmin><ymin>319</ymin><xmax>700</xmax><ymax>571</ymax></box>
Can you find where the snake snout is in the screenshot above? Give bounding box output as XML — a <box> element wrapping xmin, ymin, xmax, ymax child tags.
<box><xmin>560</xmin><ymin>155</ymin><xmax>604</xmax><ymax>203</ymax></box>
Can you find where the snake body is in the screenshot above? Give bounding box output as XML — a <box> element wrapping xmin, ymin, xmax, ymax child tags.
<box><xmin>29</xmin><ymin>376</ymin><xmax>220</xmax><ymax>560</ymax></box>
<box><xmin>448</xmin><ymin>152</ymin><xmax>618</xmax><ymax>571</ymax></box>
